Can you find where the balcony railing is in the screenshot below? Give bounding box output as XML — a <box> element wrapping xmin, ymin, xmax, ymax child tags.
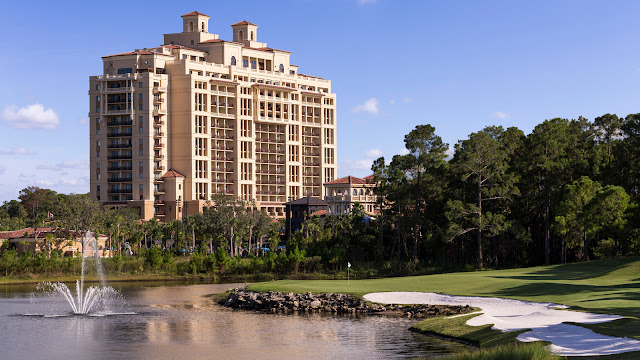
<box><xmin>153</xmin><ymin>109</ymin><xmax>167</xmax><ymax>116</ymax></box>
<box><xmin>107</xmin><ymin>132</ymin><xmax>132</xmax><ymax>138</ymax></box>
<box><xmin>107</xmin><ymin>166</ymin><xmax>132</xmax><ymax>171</ymax></box>
<box><xmin>153</xmin><ymin>86</ymin><xmax>167</xmax><ymax>93</ymax></box>
<box><xmin>153</xmin><ymin>132</ymin><xmax>165</xmax><ymax>137</ymax></box>
<box><xmin>107</xmin><ymin>143</ymin><xmax>132</xmax><ymax>149</ymax></box>
<box><xmin>108</xmin><ymin>189</ymin><xmax>132</xmax><ymax>194</ymax></box>
<box><xmin>103</xmin><ymin>86</ymin><xmax>134</xmax><ymax>93</ymax></box>
<box><xmin>212</xmin><ymin>134</ymin><xmax>234</xmax><ymax>140</ymax></box>
<box><xmin>104</xmin><ymin>109</ymin><xmax>132</xmax><ymax>115</ymax></box>
<box><xmin>108</xmin><ymin>177</ymin><xmax>133</xmax><ymax>182</ymax></box>
<box><xmin>107</xmin><ymin>120</ymin><xmax>133</xmax><ymax>126</ymax></box>
<box><xmin>107</xmin><ymin>154</ymin><xmax>132</xmax><ymax>160</ymax></box>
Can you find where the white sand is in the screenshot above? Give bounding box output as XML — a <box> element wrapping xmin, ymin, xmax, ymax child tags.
<box><xmin>363</xmin><ymin>292</ymin><xmax>640</xmax><ymax>356</ymax></box>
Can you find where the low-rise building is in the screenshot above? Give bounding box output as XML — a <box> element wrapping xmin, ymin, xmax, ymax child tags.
<box><xmin>0</xmin><ymin>228</ymin><xmax>109</xmax><ymax>257</ymax></box>
<box><xmin>323</xmin><ymin>175</ymin><xmax>378</xmax><ymax>215</ymax></box>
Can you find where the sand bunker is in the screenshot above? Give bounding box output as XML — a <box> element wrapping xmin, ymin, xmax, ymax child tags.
<box><xmin>363</xmin><ymin>292</ymin><xmax>640</xmax><ymax>356</ymax></box>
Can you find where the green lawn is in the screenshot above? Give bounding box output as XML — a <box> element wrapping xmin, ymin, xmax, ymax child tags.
<box><xmin>249</xmin><ymin>257</ymin><xmax>640</xmax><ymax>318</ymax></box>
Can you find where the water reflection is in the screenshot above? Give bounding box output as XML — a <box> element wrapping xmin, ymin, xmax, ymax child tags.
<box><xmin>0</xmin><ymin>282</ymin><xmax>468</xmax><ymax>359</ymax></box>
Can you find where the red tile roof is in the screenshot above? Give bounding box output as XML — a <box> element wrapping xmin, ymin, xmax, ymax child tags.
<box><xmin>310</xmin><ymin>209</ymin><xmax>328</xmax><ymax>217</ymax></box>
<box><xmin>363</xmin><ymin>174</ymin><xmax>376</xmax><ymax>182</ymax></box>
<box><xmin>231</xmin><ymin>20</ymin><xmax>257</xmax><ymax>26</ymax></box>
<box><xmin>298</xmin><ymin>73</ymin><xmax>324</xmax><ymax>80</ymax></box>
<box><xmin>162</xmin><ymin>44</ymin><xmax>206</xmax><ymax>52</ymax></box>
<box><xmin>199</xmin><ymin>39</ymin><xmax>225</xmax><ymax>44</ymax></box>
<box><xmin>252</xmin><ymin>83</ymin><xmax>294</xmax><ymax>91</ymax></box>
<box><xmin>182</xmin><ymin>11</ymin><xmax>209</xmax><ymax>17</ymax></box>
<box><xmin>162</xmin><ymin>169</ymin><xmax>186</xmax><ymax>178</ymax></box>
<box><xmin>243</xmin><ymin>46</ymin><xmax>292</xmax><ymax>54</ymax></box>
<box><xmin>102</xmin><ymin>50</ymin><xmax>171</xmax><ymax>58</ymax></box>
<box><xmin>301</xmin><ymin>91</ymin><xmax>325</xmax><ymax>97</ymax></box>
<box><xmin>210</xmin><ymin>79</ymin><xmax>239</xmax><ymax>86</ymax></box>
<box><xmin>0</xmin><ymin>227</ymin><xmax>56</xmax><ymax>239</ymax></box>
<box><xmin>325</xmin><ymin>176</ymin><xmax>368</xmax><ymax>185</ymax></box>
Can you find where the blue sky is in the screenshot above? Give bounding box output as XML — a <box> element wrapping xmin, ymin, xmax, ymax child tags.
<box><xmin>1</xmin><ymin>0</ymin><xmax>640</xmax><ymax>203</ymax></box>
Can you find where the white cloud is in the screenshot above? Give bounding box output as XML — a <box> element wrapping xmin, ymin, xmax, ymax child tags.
<box><xmin>0</xmin><ymin>147</ymin><xmax>33</xmax><ymax>155</ymax></box>
<box><xmin>1</xmin><ymin>104</ymin><xmax>60</xmax><ymax>130</ymax></box>
<box><xmin>399</xmin><ymin>148</ymin><xmax>410</xmax><ymax>156</ymax></box>
<box><xmin>36</xmin><ymin>179</ymin><xmax>55</xmax><ymax>186</ymax></box>
<box><xmin>365</xmin><ymin>148</ymin><xmax>383</xmax><ymax>158</ymax></box>
<box><xmin>492</xmin><ymin>111</ymin><xmax>511</xmax><ymax>119</ymax></box>
<box><xmin>36</xmin><ymin>160</ymin><xmax>88</xmax><ymax>171</ymax></box>
<box><xmin>352</xmin><ymin>98</ymin><xmax>380</xmax><ymax>116</ymax></box>
<box><xmin>445</xmin><ymin>147</ymin><xmax>455</xmax><ymax>160</ymax></box>
<box><xmin>389</xmin><ymin>99</ymin><xmax>396</xmax><ymax>105</ymax></box>
<box><xmin>402</xmin><ymin>97</ymin><xmax>414</xmax><ymax>103</ymax></box>
<box><xmin>0</xmin><ymin>166</ymin><xmax>5</xmax><ymax>175</ymax></box>
<box><xmin>78</xmin><ymin>117</ymin><xmax>88</xmax><ymax>126</ymax></box>
<box><xmin>357</xmin><ymin>0</ymin><xmax>377</xmax><ymax>5</ymax></box>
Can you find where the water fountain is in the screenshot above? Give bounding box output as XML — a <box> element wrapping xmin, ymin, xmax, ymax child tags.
<box><xmin>31</xmin><ymin>231</ymin><xmax>133</xmax><ymax>316</ymax></box>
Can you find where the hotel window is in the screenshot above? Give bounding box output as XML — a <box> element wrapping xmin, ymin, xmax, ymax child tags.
<box><xmin>117</xmin><ymin>68</ymin><xmax>132</xmax><ymax>74</ymax></box>
<box><xmin>279</xmin><ymin>64</ymin><xmax>284</xmax><ymax>73</ymax></box>
<box><xmin>139</xmin><ymin>150</ymin><xmax>143</xmax><ymax>156</ymax></box>
<box><xmin>97</xmin><ymin>151</ymin><xmax>100</xmax><ymax>157</ymax></box>
<box><xmin>97</xmin><ymin>174</ymin><xmax>101</xmax><ymax>180</ymax></box>
<box><xmin>139</xmin><ymin>82</ymin><xmax>143</xmax><ymax>88</ymax></box>
<box><xmin>251</xmin><ymin>60</ymin><xmax>256</xmax><ymax>69</ymax></box>
<box><xmin>231</xmin><ymin>56</ymin><xmax>237</xmax><ymax>66</ymax></box>
<box><xmin>96</xmin><ymin>163</ymin><xmax>100</xmax><ymax>169</ymax></box>
<box><xmin>243</xmin><ymin>59</ymin><xmax>249</xmax><ymax>68</ymax></box>
<box><xmin>96</xmin><ymin>84</ymin><xmax>100</xmax><ymax>91</ymax></box>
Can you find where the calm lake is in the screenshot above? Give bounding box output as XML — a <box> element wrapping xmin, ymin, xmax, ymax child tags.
<box><xmin>0</xmin><ymin>281</ymin><xmax>468</xmax><ymax>359</ymax></box>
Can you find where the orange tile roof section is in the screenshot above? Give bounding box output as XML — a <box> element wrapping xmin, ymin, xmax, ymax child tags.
<box><xmin>102</xmin><ymin>50</ymin><xmax>172</xmax><ymax>58</ymax></box>
<box><xmin>231</xmin><ymin>20</ymin><xmax>257</xmax><ymax>26</ymax></box>
<box><xmin>162</xmin><ymin>44</ymin><xmax>206</xmax><ymax>52</ymax></box>
<box><xmin>325</xmin><ymin>176</ymin><xmax>368</xmax><ymax>185</ymax></box>
<box><xmin>162</xmin><ymin>169</ymin><xmax>186</xmax><ymax>178</ymax></box>
<box><xmin>251</xmin><ymin>83</ymin><xmax>294</xmax><ymax>91</ymax></box>
<box><xmin>182</xmin><ymin>11</ymin><xmax>209</xmax><ymax>17</ymax></box>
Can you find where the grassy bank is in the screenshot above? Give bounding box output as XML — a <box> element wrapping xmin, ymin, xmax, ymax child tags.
<box><xmin>250</xmin><ymin>256</ymin><xmax>640</xmax><ymax>318</ymax></box>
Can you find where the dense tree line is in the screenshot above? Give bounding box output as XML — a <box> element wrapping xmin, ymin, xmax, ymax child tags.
<box><xmin>370</xmin><ymin>114</ymin><xmax>640</xmax><ymax>269</ymax></box>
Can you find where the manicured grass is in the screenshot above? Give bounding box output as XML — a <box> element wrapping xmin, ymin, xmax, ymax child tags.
<box><xmin>410</xmin><ymin>313</ymin><xmax>532</xmax><ymax>348</ymax></box>
<box><xmin>249</xmin><ymin>257</ymin><xmax>640</xmax><ymax>318</ymax></box>
<box><xmin>449</xmin><ymin>342</ymin><xmax>559</xmax><ymax>360</ymax></box>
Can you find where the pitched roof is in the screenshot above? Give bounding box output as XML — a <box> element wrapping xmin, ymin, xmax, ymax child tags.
<box><xmin>102</xmin><ymin>50</ymin><xmax>172</xmax><ymax>59</ymax></box>
<box><xmin>182</xmin><ymin>11</ymin><xmax>209</xmax><ymax>17</ymax></box>
<box><xmin>325</xmin><ymin>176</ymin><xmax>368</xmax><ymax>185</ymax></box>
<box><xmin>363</xmin><ymin>174</ymin><xmax>376</xmax><ymax>182</ymax></box>
<box><xmin>162</xmin><ymin>44</ymin><xmax>206</xmax><ymax>52</ymax></box>
<box><xmin>199</xmin><ymin>39</ymin><xmax>225</xmax><ymax>44</ymax></box>
<box><xmin>286</xmin><ymin>196</ymin><xmax>327</xmax><ymax>206</ymax></box>
<box><xmin>162</xmin><ymin>169</ymin><xmax>186</xmax><ymax>178</ymax></box>
<box><xmin>0</xmin><ymin>227</ymin><xmax>55</xmax><ymax>239</ymax></box>
<box><xmin>231</xmin><ymin>20</ymin><xmax>257</xmax><ymax>26</ymax></box>
<box><xmin>310</xmin><ymin>209</ymin><xmax>328</xmax><ymax>217</ymax></box>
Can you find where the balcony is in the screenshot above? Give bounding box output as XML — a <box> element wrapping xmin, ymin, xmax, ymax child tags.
<box><xmin>107</xmin><ymin>143</ymin><xmax>132</xmax><ymax>149</ymax></box>
<box><xmin>153</xmin><ymin>86</ymin><xmax>167</xmax><ymax>93</ymax></box>
<box><xmin>211</xmin><ymin>146</ymin><xmax>233</xmax><ymax>151</ymax></box>
<box><xmin>107</xmin><ymin>166</ymin><xmax>132</xmax><ymax>171</ymax></box>
<box><xmin>108</xmin><ymin>188</ymin><xmax>132</xmax><ymax>194</ymax></box>
<box><xmin>153</xmin><ymin>132</ymin><xmax>165</xmax><ymax>137</ymax></box>
<box><xmin>154</xmin><ymin>154</ymin><xmax>164</xmax><ymax>160</ymax></box>
<box><xmin>154</xmin><ymin>200</ymin><xmax>164</xmax><ymax>205</ymax></box>
<box><xmin>153</xmin><ymin>109</ymin><xmax>167</xmax><ymax>116</ymax></box>
<box><xmin>154</xmin><ymin>166</ymin><xmax>165</xmax><ymax>172</ymax></box>
<box><xmin>104</xmin><ymin>108</ymin><xmax>132</xmax><ymax>115</ymax></box>
<box><xmin>154</xmin><ymin>189</ymin><xmax>166</xmax><ymax>195</ymax></box>
<box><xmin>211</xmin><ymin>156</ymin><xmax>233</xmax><ymax>162</ymax></box>
<box><xmin>108</xmin><ymin>177</ymin><xmax>133</xmax><ymax>183</ymax></box>
<box><xmin>153</xmin><ymin>143</ymin><xmax>164</xmax><ymax>149</ymax></box>
<box><xmin>107</xmin><ymin>120</ymin><xmax>133</xmax><ymax>126</ymax></box>
<box><xmin>107</xmin><ymin>132</ymin><xmax>132</xmax><ymax>138</ymax></box>
<box><xmin>103</xmin><ymin>86</ymin><xmax>134</xmax><ymax>93</ymax></box>
<box><xmin>302</xmin><ymin>142</ymin><xmax>320</xmax><ymax>146</ymax></box>
<box><xmin>107</xmin><ymin>154</ymin><xmax>132</xmax><ymax>160</ymax></box>
<box><xmin>212</xmin><ymin>134</ymin><xmax>234</xmax><ymax>140</ymax></box>
<box><xmin>302</xmin><ymin>162</ymin><xmax>319</xmax><ymax>166</ymax></box>
<box><xmin>154</xmin><ymin>119</ymin><xmax>164</xmax><ymax>125</ymax></box>
<box><xmin>153</xmin><ymin>98</ymin><xmax>164</xmax><ymax>104</ymax></box>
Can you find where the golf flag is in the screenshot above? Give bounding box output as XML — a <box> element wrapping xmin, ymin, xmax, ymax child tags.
<box><xmin>48</xmin><ymin>212</ymin><xmax>54</xmax><ymax>219</ymax></box>
<box><xmin>348</xmin><ymin>262</ymin><xmax>351</xmax><ymax>268</ymax></box>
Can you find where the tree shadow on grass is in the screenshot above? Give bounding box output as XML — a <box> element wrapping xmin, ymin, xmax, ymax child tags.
<box><xmin>490</xmin><ymin>257</ymin><xmax>640</xmax><ymax>282</ymax></box>
<box><xmin>566</xmin><ymin>318</ymin><xmax>640</xmax><ymax>340</ymax></box>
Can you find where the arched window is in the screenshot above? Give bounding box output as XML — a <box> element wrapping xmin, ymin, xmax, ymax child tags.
<box><xmin>359</xmin><ymin>189</ymin><xmax>364</xmax><ymax>195</ymax></box>
<box><xmin>201</xmin><ymin>22</ymin><xmax>205</xmax><ymax>31</ymax></box>
<box><xmin>251</xmin><ymin>31</ymin><xmax>254</xmax><ymax>41</ymax></box>
<box><xmin>231</xmin><ymin>56</ymin><xmax>237</xmax><ymax>66</ymax></box>
<box><xmin>189</xmin><ymin>21</ymin><xmax>194</xmax><ymax>32</ymax></box>
<box><xmin>239</xmin><ymin>30</ymin><xmax>244</xmax><ymax>40</ymax></box>
<box><xmin>279</xmin><ymin>64</ymin><xmax>284</xmax><ymax>73</ymax></box>
<box><xmin>343</xmin><ymin>189</ymin><xmax>348</xmax><ymax>196</ymax></box>
<box><xmin>353</xmin><ymin>189</ymin><xmax>357</xmax><ymax>196</ymax></box>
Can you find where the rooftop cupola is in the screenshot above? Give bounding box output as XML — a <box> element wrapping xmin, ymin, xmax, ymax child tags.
<box><xmin>182</xmin><ymin>11</ymin><xmax>210</xmax><ymax>33</ymax></box>
<box><xmin>231</xmin><ymin>20</ymin><xmax>258</xmax><ymax>42</ymax></box>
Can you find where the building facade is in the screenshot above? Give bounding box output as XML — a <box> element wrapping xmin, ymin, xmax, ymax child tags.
<box><xmin>89</xmin><ymin>12</ymin><xmax>337</xmax><ymax>221</ymax></box>
<box><xmin>323</xmin><ymin>175</ymin><xmax>378</xmax><ymax>216</ymax></box>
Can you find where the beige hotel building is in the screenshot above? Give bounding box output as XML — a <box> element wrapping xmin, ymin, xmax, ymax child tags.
<box><xmin>89</xmin><ymin>11</ymin><xmax>337</xmax><ymax>221</ymax></box>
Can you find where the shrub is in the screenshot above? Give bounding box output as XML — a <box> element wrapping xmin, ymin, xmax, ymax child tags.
<box><xmin>452</xmin><ymin>343</ymin><xmax>558</xmax><ymax>360</ymax></box>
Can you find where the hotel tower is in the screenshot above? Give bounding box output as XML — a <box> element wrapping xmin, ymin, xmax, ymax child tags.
<box><xmin>89</xmin><ymin>11</ymin><xmax>337</xmax><ymax>221</ymax></box>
